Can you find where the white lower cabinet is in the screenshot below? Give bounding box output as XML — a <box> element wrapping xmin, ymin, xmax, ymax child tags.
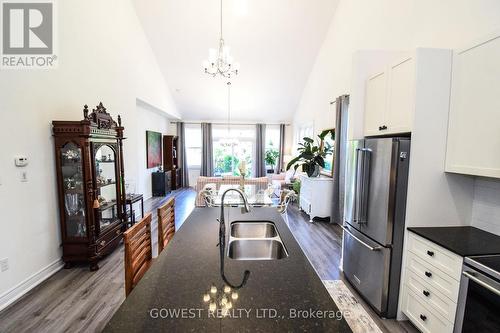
<box><xmin>402</xmin><ymin>288</ymin><xmax>454</xmax><ymax>333</ymax></box>
<box><xmin>402</xmin><ymin>232</ymin><xmax>462</xmax><ymax>332</ymax></box>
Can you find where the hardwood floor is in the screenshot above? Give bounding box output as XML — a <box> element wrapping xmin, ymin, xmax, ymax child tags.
<box><xmin>286</xmin><ymin>206</ymin><xmax>344</xmax><ymax>280</ymax></box>
<box><xmin>0</xmin><ymin>188</ymin><xmax>416</xmax><ymax>333</ymax></box>
<box><xmin>0</xmin><ymin>188</ymin><xmax>196</xmax><ymax>333</ymax></box>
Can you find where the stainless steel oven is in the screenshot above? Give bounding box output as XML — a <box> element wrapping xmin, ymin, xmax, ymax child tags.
<box><xmin>454</xmin><ymin>255</ymin><xmax>500</xmax><ymax>333</ymax></box>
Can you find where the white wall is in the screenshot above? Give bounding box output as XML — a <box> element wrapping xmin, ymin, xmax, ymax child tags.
<box><xmin>0</xmin><ymin>0</ymin><xmax>179</xmax><ymax>310</ymax></box>
<box><xmin>135</xmin><ymin>100</ymin><xmax>175</xmax><ymax>199</ymax></box>
<box><xmin>472</xmin><ymin>178</ymin><xmax>500</xmax><ymax>235</ymax></box>
<box><xmin>293</xmin><ymin>0</ymin><xmax>500</xmax><ymax>134</ymax></box>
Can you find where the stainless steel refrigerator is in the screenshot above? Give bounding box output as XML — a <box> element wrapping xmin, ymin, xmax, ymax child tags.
<box><xmin>343</xmin><ymin>137</ymin><xmax>410</xmax><ymax>318</ymax></box>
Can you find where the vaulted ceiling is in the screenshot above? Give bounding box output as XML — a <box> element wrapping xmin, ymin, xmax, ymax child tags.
<box><xmin>132</xmin><ymin>0</ymin><xmax>338</xmax><ymax>122</ymax></box>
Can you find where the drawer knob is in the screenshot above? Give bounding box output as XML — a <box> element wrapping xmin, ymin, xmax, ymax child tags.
<box><xmin>426</xmin><ymin>250</ymin><xmax>434</xmax><ymax>257</ymax></box>
<box><xmin>422</xmin><ymin>290</ymin><xmax>430</xmax><ymax>297</ymax></box>
<box><xmin>420</xmin><ymin>314</ymin><xmax>427</xmax><ymax>321</ymax></box>
<box><xmin>425</xmin><ymin>271</ymin><xmax>432</xmax><ymax>278</ymax></box>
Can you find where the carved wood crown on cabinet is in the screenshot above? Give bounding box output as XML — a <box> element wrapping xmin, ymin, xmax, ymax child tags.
<box><xmin>52</xmin><ymin>102</ymin><xmax>126</xmax><ymax>271</ymax></box>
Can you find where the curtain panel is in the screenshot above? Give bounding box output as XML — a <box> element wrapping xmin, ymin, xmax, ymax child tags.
<box><xmin>176</xmin><ymin>122</ymin><xmax>190</xmax><ymax>187</ymax></box>
<box><xmin>255</xmin><ymin>124</ymin><xmax>266</xmax><ymax>177</ymax></box>
<box><xmin>200</xmin><ymin>123</ymin><xmax>213</xmax><ymax>176</ymax></box>
<box><xmin>277</xmin><ymin>124</ymin><xmax>286</xmax><ymax>173</ymax></box>
<box><xmin>331</xmin><ymin>95</ymin><xmax>349</xmax><ymax>225</ymax></box>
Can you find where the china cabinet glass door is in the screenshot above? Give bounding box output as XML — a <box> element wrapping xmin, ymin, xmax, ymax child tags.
<box><xmin>94</xmin><ymin>144</ymin><xmax>119</xmax><ymax>232</ymax></box>
<box><xmin>61</xmin><ymin>142</ymin><xmax>87</xmax><ymax>238</ymax></box>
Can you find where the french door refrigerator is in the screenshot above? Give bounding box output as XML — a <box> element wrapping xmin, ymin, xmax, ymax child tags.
<box><xmin>343</xmin><ymin>137</ymin><xmax>410</xmax><ymax>318</ymax></box>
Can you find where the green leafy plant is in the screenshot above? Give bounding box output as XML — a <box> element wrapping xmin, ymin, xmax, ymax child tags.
<box><xmin>286</xmin><ymin>129</ymin><xmax>335</xmax><ymax>177</ymax></box>
<box><xmin>292</xmin><ymin>179</ymin><xmax>301</xmax><ymax>195</ymax></box>
<box><xmin>265</xmin><ymin>148</ymin><xmax>279</xmax><ymax>170</ymax></box>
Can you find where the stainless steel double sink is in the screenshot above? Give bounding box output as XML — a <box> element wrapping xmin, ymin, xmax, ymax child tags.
<box><xmin>227</xmin><ymin>221</ymin><xmax>288</xmax><ymax>260</ymax></box>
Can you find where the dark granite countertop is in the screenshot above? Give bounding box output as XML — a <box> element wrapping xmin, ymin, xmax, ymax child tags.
<box><xmin>407</xmin><ymin>226</ymin><xmax>500</xmax><ymax>257</ymax></box>
<box><xmin>104</xmin><ymin>207</ymin><xmax>351</xmax><ymax>332</ymax></box>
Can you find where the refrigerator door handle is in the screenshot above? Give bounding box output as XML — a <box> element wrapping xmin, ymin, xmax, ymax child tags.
<box><xmin>359</xmin><ymin>148</ymin><xmax>371</xmax><ymax>224</ymax></box>
<box><xmin>354</xmin><ymin>148</ymin><xmax>363</xmax><ymax>223</ymax></box>
<box><xmin>342</xmin><ymin>226</ymin><xmax>382</xmax><ymax>251</ymax></box>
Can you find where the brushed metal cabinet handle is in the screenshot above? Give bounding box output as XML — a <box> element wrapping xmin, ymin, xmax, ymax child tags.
<box><xmin>342</xmin><ymin>226</ymin><xmax>382</xmax><ymax>251</ymax></box>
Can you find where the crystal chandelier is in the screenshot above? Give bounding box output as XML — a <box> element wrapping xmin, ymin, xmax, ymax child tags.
<box><xmin>203</xmin><ymin>0</ymin><xmax>240</xmax><ymax>78</ymax></box>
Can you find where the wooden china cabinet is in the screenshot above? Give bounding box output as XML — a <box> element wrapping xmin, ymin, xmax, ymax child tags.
<box><xmin>163</xmin><ymin>135</ymin><xmax>181</xmax><ymax>189</ymax></box>
<box><xmin>52</xmin><ymin>103</ymin><xmax>126</xmax><ymax>271</ymax></box>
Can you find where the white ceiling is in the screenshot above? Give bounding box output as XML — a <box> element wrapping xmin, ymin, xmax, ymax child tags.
<box><xmin>132</xmin><ymin>0</ymin><xmax>338</xmax><ymax>122</ymax></box>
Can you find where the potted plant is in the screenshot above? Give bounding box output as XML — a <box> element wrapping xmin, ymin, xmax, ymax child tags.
<box><xmin>265</xmin><ymin>148</ymin><xmax>279</xmax><ymax>173</ymax></box>
<box><xmin>286</xmin><ymin>129</ymin><xmax>334</xmax><ymax>177</ymax></box>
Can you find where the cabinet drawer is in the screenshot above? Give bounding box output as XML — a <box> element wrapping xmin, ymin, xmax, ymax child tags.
<box><xmin>98</xmin><ymin>223</ymin><xmax>122</xmax><ymax>250</ymax></box>
<box><xmin>404</xmin><ymin>268</ymin><xmax>457</xmax><ymax>322</ymax></box>
<box><xmin>406</xmin><ymin>252</ymin><xmax>460</xmax><ymax>302</ymax></box>
<box><xmin>402</xmin><ymin>288</ymin><xmax>454</xmax><ymax>333</ymax></box>
<box><xmin>407</xmin><ymin>232</ymin><xmax>462</xmax><ymax>279</ymax></box>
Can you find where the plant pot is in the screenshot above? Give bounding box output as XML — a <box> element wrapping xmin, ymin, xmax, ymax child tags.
<box><xmin>303</xmin><ymin>164</ymin><xmax>320</xmax><ymax>177</ymax></box>
<box><xmin>309</xmin><ymin>165</ymin><xmax>320</xmax><ymax>177</ymax></box>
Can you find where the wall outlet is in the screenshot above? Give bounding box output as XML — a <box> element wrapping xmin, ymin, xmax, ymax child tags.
<box><xmin>0</xmin><ymin>258</ymin><xmax>8</xmax><ymax>272</ymax></box>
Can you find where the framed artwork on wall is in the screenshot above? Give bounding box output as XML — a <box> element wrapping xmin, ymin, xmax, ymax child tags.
<box><xmin>146</xmin><ymin>130</ymin><xmax>162</xmax><ymax>169</ymax></box>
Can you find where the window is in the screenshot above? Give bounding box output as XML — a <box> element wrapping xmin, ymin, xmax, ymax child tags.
<box><xmin>294</xmin><ymin>123</ymin><xmax>314</xmax><ymax>152</ymax></box>
<box><xmin>185</xmin><ymin>124</ymin><xmax>201</xmax><ymax>168</ymax></box>
<box><xmin>265</xmin><ymin>125</ymin><xmax>281</xmax><ymax>173</ymax></box>
<box><xmin>212</xmin><ymin>125</ymin><xmax>255</xmax><ymax>177</ymax></box>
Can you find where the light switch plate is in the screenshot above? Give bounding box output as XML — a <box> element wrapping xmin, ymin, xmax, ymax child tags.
<box><xmin>0</xmin><ymin>258</ymin><xmax>8</xmax><ymax>272</ymax></box>
<box><xmin>20</xmin><ymin>171</ymin><xmax>28</xmax><ymax>182</ymax></box>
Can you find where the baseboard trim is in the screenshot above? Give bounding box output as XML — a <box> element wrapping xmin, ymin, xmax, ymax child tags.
<box><xmin>0</xmin><ymin>259</ymin><xmax>64</xmax><ymax>312</ymax></box>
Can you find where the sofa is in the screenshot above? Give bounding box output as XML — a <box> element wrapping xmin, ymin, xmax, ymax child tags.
<box><xmin>270</xmin><ymin>169</ymin><xmax>302</xmax><ymax>196</ymax></box>
<box><xmin>195</xmin><ymin>176</ymin><xmax>270</xmax><ymax>207</ymax></box>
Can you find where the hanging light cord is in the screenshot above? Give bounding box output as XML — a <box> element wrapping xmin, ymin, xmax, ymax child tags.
<box><xmin>220</xmin><ymin>0</ymin><xmax>223</xmax><ymax>40</ymax></box>
<box><xmin>227</xmin><ymin>81</ymin><xmax>231</xmax><ymax>134</ymax></box>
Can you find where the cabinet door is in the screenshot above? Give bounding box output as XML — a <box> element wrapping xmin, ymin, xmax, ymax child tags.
<box><xmin>386</xmin><ymin>56</ymin><xmax>415</xmax><ymax>134</ymax></box>
<box><xmin>446</xmin><ymin>34</ymin><xmax>500</xmax><ymax>178</ymax></box>
<box><xmin>59</xmin><ymin>142</ymin><xmax>88</xmax><ymax>239</ymax></box>
<box><xmin>364</xmin><ymin>70</ymin><xmax>388</xmax><ymax>136</ymax></box>
<box><xmin>93</xmin><ymin>143</ymin><xmax>121</xmax><ymax>234</ymax></box>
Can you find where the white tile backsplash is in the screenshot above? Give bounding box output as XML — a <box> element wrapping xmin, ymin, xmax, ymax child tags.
<box><xmin>471</xmin><ymin>178</ymin><xmax>500</xmax><ymax>236</ymax></box>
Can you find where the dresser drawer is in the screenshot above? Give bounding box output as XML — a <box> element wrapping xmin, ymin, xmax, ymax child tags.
<box><xmin>404</xmin><ymin>268</ymin><xmax>457</xmax><ymax>322</ymax></box>
<box><xmin>407</xmin><ymin>232</ymin><xmax>462</xmax><ymax>279</ymax></box>
<box><xmin>406</xmin><ymin>252</ymin><xmax>460</xmax><ymax>302</ymax></box>
<box><xmin>97</xmin><ymin>223</ymin><xmax>122</xmax><ymax>251</ymax></box>
<box><xmin>402</xmin><ymin>288</ymin><xmax>454</xmax><ymax>333</ymax></box>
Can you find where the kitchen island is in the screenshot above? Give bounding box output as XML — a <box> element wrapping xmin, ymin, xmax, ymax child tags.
<box><xmin>104</xmin><ymin>207</ymin><xmax>351</xmax><ymax>332</ymax></box>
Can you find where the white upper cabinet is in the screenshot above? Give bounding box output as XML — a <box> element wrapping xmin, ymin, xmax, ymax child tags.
<box><xmin>445</xmin><ymin>33</ymin><xmax>500</xmax><ymax>178</ymax></box>
<box><xmin>364</xmin><ymin>70</ymin><xmax>388</xmax><ymax>136</ymax></box>
<box><xmin>386</xmin><ymin>57</ymin><xmax>415</xmax><ymax>133</ymax></box>
<box><xmin>364</xmin><ymin>55</ymin><xmax>415</xmax><ymax>136</ymax></box>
